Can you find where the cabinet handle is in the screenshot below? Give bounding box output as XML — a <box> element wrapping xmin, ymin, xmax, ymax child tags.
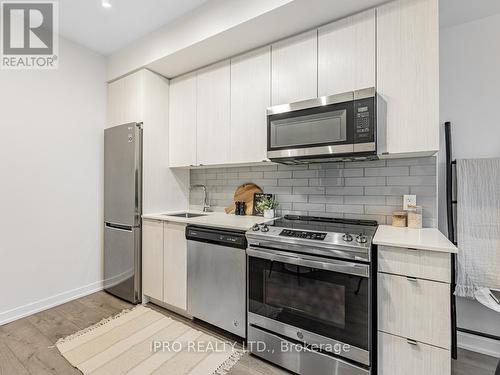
<box><xmin>406</xmin><ymin>277</ymin><xmax>418</xmax><ymax>282</ymax></box>
<box><xmin>406</xmin><ymin>338</ymin><xmax>418</xmax><ymax>346</ymax></box>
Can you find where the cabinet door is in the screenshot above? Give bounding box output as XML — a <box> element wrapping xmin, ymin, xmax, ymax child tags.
<box><xmin>378</xmin><ymin>273</ymin><xmax>450</xmax><ymax>349</ymax></box>
<box><xmin>169</xmin><ymin>72</ymin><xmax>197</xmax><ymax>167</ymax></box>
<box><xmin>378</xmin><ymin>245</ymin><xmax>451</xmax><ymax>283</ymax></box>
<box><xmin>377</xmin><ymin>0</ymin><xmax>439</xmax><ymax>155</ymax></box>
<box><xmin>230</xmin><ymin>47</ymin><xmax>271</xmax><ymax>164</ymax></box>
<box><xmin>142</xmin><ymin>219</ymin><xmax>163</xmax><ymax>301</ymax></box>
<box><xmin>271</xmin><ymin>30</ymin><xmax>317</xmax><ymax>105</ymax></box>
<box><xmin>107</xmin><ymin>71</ymin><xmax>143</xmax><ymax>127</ymax></box>
<box><xmin>318</xmin><ymin>9</ymin><xmax>375</xmax><ymax>96</ymax></box>
<box><xmin>378</xmin><ymin>332</ymin><xmax>451</xmax><ymax>375</ymax></box>
<box><xmin>196</xmin><ymin>60</ymin><xmax>231</xmax><ymax>165</ymax></box>
<box><xmin>163</xmin><ymin>222</ymin><xmax>187</xmax><ymax>310</ymax></box>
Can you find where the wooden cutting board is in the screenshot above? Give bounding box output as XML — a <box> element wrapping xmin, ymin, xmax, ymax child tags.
<box><xmin>225</xmin><ymin>183</ymin><xmax>262</xmax><ymax>215</ymax></box>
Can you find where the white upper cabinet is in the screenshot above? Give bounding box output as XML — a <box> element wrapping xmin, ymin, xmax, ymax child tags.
<box><xmin>230</xmin><ymin>47</ymin><xmax>271</xmax><ymax>164</ymax></box>
<box><xmin>376</xmin><ymin>0</ymin><xmax>439</xmax><ymax>156</ymax></box>
<box><xmin>196</xmin><ymin>60</ymin><xmax>231</xmax><ymax>165</ymax></box>
<box><xmin>107</xmin><ymin>70</ymin><xmax>189</xmax><ymax>214</ymax></box>
<box><xmin>107</xmin><ymin>72</ymin><xmax>143</xmax><ymax>126</ymax></box>
<box><xmin>169</xmin><ymin>72</ymin><xmax>197</xmax><ymax>167</ymax></box>
<box><xmin>271</xmin><ymin>30</ymin><xmax>318</xmax><ymax>105</ymax></box>
<box><xmin>318</xmin><ymin>9</ymin><xmax>375</xmax><ymax>96</ymax></box>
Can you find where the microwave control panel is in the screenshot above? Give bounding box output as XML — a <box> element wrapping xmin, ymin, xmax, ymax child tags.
<box><xmin>354</xmin><ymin>97</ymin><xmax>375</xmax><ymax>144</ymax></box>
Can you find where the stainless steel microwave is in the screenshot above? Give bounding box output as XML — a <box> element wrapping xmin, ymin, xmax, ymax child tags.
<box><xmin>267</xmin><ymin>87</ymin><xmax>376</xmax><ymax>164</ymax></box>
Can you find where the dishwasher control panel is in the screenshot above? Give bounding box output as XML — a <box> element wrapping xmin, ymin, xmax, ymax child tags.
<box><xmin>186</xmin><ymin>225</ymin><xmax>247</xmax><ymax>249</ymax></box>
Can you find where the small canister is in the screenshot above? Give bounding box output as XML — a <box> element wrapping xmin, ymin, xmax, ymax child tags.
<box><xmin>392</xmin><ymin>211</ymin><xmax>407</xmax><ymax>227</ymax></box>
<box><xmin>407</xmin><ymin>206</ymin><xmax>423</xmax><ymax>229</ymax></box>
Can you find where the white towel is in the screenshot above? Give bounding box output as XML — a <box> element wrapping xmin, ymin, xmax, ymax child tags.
<box><xmin>455</xmin><ymin>158</ymin><xmax>500</xmax><ymax>298</ymax></box>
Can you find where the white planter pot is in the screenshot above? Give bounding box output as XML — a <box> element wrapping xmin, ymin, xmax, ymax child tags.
<box><xmin>263</xmin><ymin>209</ymin><xmax>275</xmax><ymax>219</ymax></box>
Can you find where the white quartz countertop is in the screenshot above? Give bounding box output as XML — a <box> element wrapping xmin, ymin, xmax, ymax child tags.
<box><xmin>142</xmin><ymin>211</ymin><xmax>274</xmax><ymax>231</ymax></box>
<box><xmin>373</xmin><ymin>225</ymin><xmax>458</xmax><ymax>253</ymax></box>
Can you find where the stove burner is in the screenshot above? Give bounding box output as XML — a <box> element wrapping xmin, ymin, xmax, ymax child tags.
<box><xmin>279</xmin><ymin>229</ymin><xmax>327</xmax><ymax>241</ymax></box>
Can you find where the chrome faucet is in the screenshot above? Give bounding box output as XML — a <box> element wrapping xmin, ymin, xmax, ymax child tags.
<box><xmin>190</xmin><ymin>184</ymin><xmax>211</xmax><ymax>212</ymax></box>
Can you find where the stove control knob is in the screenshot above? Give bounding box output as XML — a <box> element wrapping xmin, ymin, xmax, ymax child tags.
<box><xmin>356</xmin><ymin>233</ymin><xmax>367</xmax><ymax>244</ymax></box>
<box><xmin>251</xmin><ymin>224</ymin><xmax>260</xmax><ymax>231</ymax></box>
<box><xmin>260</xmin><ymin>224</ymin><xmax>269</xmax><ymax>232</ymax></box>
<box><xmin>342</xmin><ymin>233</ymin><xmax>353</xmax><ymax>242</ymax></box>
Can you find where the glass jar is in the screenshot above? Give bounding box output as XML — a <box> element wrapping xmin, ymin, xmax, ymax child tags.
<box><xmin>407</xmin><ymin>206</ymin><xmax>423</xmax><ymax>229</ymax></box>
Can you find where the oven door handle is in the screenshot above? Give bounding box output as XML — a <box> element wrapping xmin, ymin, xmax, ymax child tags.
<box><xmin>247</xmin><ymin>247</ymin><xmax>369</xmax><ymax>278</ymax></box>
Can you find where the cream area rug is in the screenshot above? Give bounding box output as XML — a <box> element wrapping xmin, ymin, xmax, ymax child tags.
<box><xmin>56</xmin><ymin>305</ymin><xmax>243</xmax><ymax>375</ymax></box>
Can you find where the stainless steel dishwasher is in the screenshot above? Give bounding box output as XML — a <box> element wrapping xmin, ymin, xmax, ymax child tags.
<box><xmin>186</xmin><ymin>225</ymin><xmax>247</xmax><ymax>338</ymax></box>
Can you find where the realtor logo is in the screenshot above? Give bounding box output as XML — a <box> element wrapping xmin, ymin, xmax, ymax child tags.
<box><xmin>1</xmin><ymin>1</ymin><xmax>58</xmax><ymax>69</ymax></box>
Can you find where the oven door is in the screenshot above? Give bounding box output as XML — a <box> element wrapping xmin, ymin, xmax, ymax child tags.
<box><xmin>247</xmin><ymin>247</ymin><xmax>371</xmax><ymax>366</ymax></box>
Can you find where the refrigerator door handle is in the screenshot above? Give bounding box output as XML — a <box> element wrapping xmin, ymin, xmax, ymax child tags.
<box><xmin>105</xmin><ymin>222</ymin><xmax>134</xmax><ymax>232</ymax></box>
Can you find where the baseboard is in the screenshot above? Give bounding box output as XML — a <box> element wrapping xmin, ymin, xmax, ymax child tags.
<box><xmin>0</xmin><ymin>280</ymin><xmax>104</xmax><ymax>326</ymax></box>
<box><xmin>458</xmin><ymin>331</ymin><xmax>500</xmax><ymax>358</ymax></box>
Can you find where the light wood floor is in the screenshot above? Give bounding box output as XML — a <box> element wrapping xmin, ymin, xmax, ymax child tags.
<box><xmin>0</xmin><ymin>291</ymin><xmax>497</xmax><ymax>375</ymax></box>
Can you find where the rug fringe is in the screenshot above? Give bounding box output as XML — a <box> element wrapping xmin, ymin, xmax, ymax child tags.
<box><xmin>211</xmin><ymin>349</ymin><xmax>244</xmax><ymax>375</ymax></box>
<box><xmin>55</xmin><ymin>305</ymin><xmax>142</xmax><ymax>346</ymax></box>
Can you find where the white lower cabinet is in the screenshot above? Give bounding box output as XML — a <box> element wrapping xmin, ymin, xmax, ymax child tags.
<box><xmin>378</xmin><ymin>273</ymin><xmax>450</xmax><ymax>349</ymax></box>
<box><xmin>142</xmin><ymin>219</ymin><xmax>164</xmax><ymax>301</ymax></box>
<box><xmin>377</xmin><ymin>245</ymin><xmax>451</xmax><ymax>374</ymax></box>
<box><xmin>142</xmin><ymin>219</ymin><xmax>187</xmax><ymax>311</ymax></box>
<box><xmin>378</xmin><ymin>332</ymin><xmax>451</xmax><ymax>375</ymax></box>
<box><xmin>163</xmin><ymin>222</ymin><xmax>187</xmax><ymax>310</ymax></box>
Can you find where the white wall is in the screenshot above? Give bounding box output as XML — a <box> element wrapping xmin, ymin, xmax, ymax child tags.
<box><xmin>439</xmin><ymin>13</ymin><xmax>500</xmax><ymax>354</ymax></box>
<box><xmin>0</xmin><ymin>38</ymin><xmax>107</xmax><ymax>324</ymax></box>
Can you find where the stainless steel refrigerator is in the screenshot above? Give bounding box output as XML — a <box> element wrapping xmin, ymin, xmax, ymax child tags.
<box><xmin>104</xmin><ymin>122</ymin><xmax>142</xmax><ymax>304</ymax></box>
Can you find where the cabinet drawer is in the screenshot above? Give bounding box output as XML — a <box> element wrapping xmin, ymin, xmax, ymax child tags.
<box><xmin>378</xmin><ymin>245</ymin><xmax>450</xmax><ymax>282</ymax></box>
<box><xmin>378</xmin><ymin>273</ymin><xmax>450</xmax><ymax>349</ymax></box>
<box><xmin>378</xmin><ymin>332</ymin><xmax>450</xmax><ymax>375</ymax></box>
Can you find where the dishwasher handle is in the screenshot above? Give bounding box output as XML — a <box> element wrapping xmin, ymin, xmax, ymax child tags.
<box><xmin>186</xmin><ymin>225</ymin><xmax>247</xmax><ymax>249</ymax></box>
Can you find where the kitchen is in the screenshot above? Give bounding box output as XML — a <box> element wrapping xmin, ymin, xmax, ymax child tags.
<box><xmin>1</xmin><ymin>0</ymin><xmax>499</xmax><ymax>375</ymax></box>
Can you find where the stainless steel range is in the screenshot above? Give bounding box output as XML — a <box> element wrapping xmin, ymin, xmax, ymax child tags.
<box><xmin>246</xmin><ymin>215</ymin><xmax>377</xmax><ymax>375</ymax></box>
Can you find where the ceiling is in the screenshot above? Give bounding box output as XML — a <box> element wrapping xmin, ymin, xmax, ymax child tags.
<box><xmin>57</xmin><ymin>0</ymin><xmax>500</xmax><ymax>56</ymax></box>
<box><xmin>439</xmin><ymin>0</ymin><xmax>500</xmax><ymax>29</ymax></box>
<box><xmin>58</xmin><ymin>0</ymin><xmax>208</xmax><ymax>55</ymax></box>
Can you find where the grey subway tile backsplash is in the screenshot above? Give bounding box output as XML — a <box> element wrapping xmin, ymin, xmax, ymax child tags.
<box><xmin>189</xmin><ymin>156</ymin><xmax>437</xmax><ymax>227</ymax></box>
<box><xmin>364</xmin><ymin>166</ymin><xmax>409</xmax><ymax>177</ymax></box>
<box><xmin>410</xmin><ymin>165</ymin><xmax>436</xmax><ymax>176</ymax></box>
<box><xmin>387</xmin><ymin>175</ymin><xmax>436</xmax><ymax>186</ymax></box>
<box><xmin>308</xmin><ymin>195</ymin><xmax>344</xmax><ymax>204</ymax></box>
<box><xmin>345</xmin><ymin>176</ymin><xmax>386</xmax><ymax>186</ymax></box>
<box><xmin>326</xmin><ymin>187</ymin><xmax>364</xmax><ymax>195</ymax></box>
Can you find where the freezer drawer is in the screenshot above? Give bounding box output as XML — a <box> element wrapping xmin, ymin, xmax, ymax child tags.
<box><xmin>104</xmin><ymin>123</ymin><xmax>142</xmax><ymax>226</ymax></box>
<box><xmin>187</xmin><ymin>240</ymin><xmax>246</xmax><ymax>337</ymax></box>
<box><xmin>104</xmin><ymin>223</ymin><xmax>141</xmax><ymax>303</ymax></box>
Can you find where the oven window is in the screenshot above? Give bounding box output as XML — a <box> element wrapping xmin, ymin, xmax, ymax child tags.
<box><xmin>264</xmin><ymin>267</ymin><xmax>346</xmax><ymax>327</ymax></box>
<box><xmin>270</xmin><ymin>110</ymin><xmax>347</xmax><ymax>149</ymax></box>
<box><xmin>248</xmin><ymin>256</ymin><xmax>369</xmax><ymax>351</ymax></box>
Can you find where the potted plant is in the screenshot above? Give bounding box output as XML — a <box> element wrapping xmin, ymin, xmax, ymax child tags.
<box><xmin>256</xmin><ymin>196</ymin><xmax>279</xmax><ymax>219</ymax></box>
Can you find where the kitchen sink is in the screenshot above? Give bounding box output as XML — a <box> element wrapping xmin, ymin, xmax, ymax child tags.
<box><xmin>163</xmin><ymin>212</ymin><xmax>207</xmax><ymax>218</ymax></box>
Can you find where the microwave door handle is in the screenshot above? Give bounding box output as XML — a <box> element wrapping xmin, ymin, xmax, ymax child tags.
<box><xmin>246</xmin><ymin>248</ymin><xmax>368</xmax><ymax>277</ymax></box>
